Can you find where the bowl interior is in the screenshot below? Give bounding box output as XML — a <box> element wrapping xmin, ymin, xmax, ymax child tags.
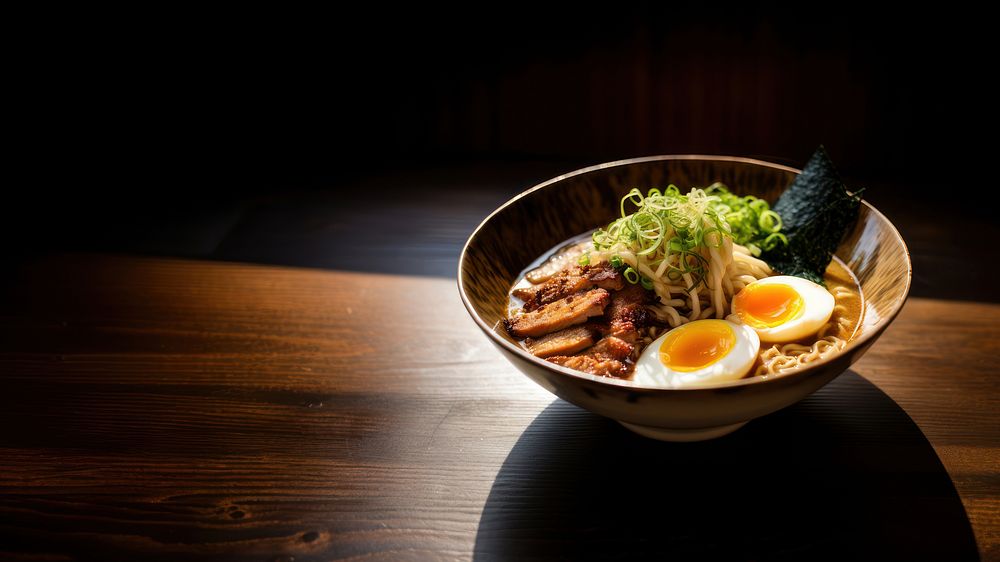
<box><xmin>459</xmin><ymin>155</ymin><xmax>911</xmax><ymax>384</ymax></box>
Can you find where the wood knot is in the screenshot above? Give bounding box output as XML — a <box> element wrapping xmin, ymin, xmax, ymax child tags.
<box><xmin>301</xmin><ymin>531</ymin><xmax>319</xmax><ymax>543</ymax></box>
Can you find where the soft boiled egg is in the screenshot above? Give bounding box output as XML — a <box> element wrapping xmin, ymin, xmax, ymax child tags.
<box><xmin>731</xmin><ymin>275</ymin><xmax>835</xmax><ymax>343</ymax></box>
<box><xmin>633</xmin><ymin>319</ymin><xmax>760</xmax><ymax>388</ymax></box>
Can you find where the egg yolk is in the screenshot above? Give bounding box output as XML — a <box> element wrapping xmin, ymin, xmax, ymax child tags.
<box><xmin>658</xmin><ymin>320</ymin><xmax>735</xmax><ymax>372</ymax></box>
<box><xmin>733</xmin><ymin>282</ymin><xmax>804</xmax><ymax>328</ymax></box>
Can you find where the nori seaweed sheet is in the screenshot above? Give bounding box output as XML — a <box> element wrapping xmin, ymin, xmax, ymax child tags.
<box><xmin>761</xmin><ymin>146</ymin><xmax>863</xmax><ymax>285</ymax></box>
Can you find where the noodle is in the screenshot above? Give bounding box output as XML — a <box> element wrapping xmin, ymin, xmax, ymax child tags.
<box><xmin>754</xmin><ymin>336</ymin><xmax>847</xmax><ymax>377</ymax></box>
<box><xmin>588</xmin><ymin>231</ymin><xmax>772</xmax><ymax>328</ymax></box>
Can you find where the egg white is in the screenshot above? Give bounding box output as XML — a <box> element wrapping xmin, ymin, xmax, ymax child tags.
<box><xmin>632</xmin><ymin>319</ymin><xmax>760</xmax><ymax>389</ymax></box>
<box><xmin>732</xmin><ymin>275</ymin><xmax>835</xmax><ymax>343</ymax></box>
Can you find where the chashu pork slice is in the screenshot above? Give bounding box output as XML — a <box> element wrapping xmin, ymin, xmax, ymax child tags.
<box><xmin>513</xmin><ymin>274</ymin><xmax>590</xmax><ymax>312</ymax></box>
<box><xmin>605</xmin><ymin>284</ymin><xmax>654</xmax><ymax>344</ymax></box>
<box><xmin>513</xmin><ymin>263</ymin><xmax>625</xmax><ymax>312</ymax></box>
<box><xmin>506</xmin><ymin>289</ymin><xmax>609</xmax><ymax>338</ymax></box>
<box><xmin>583</xmin><ymin>263</ymin><xmax>626</xmax><ymax>291</ymax></box>
<box><xmin>525</xmin><ymin>325</ymin><xmax>598</xmax><ymax>358</ymax></box>
<box><xmin>548</xmin><ymin>335</ymin><xmax>634</xmax><ymax>377</ymax></box>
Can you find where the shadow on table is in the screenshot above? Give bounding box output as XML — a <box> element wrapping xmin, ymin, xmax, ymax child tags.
<box><xmin>474</xmin><ymin>371</ymin><xmax>978</xmax><ymax>561</ymax></box>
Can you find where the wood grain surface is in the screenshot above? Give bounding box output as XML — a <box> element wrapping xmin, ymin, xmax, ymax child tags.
<box><xmin>0</xmin><ymin>254</ymin><xmax>997</xmax><ymax>561</ymax></box>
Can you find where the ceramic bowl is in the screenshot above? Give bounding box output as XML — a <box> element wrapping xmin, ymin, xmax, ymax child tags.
<box><xmin>458</xmin><ymin>155</ymin><xmax>911</xmax><ymax>441</ymax></box>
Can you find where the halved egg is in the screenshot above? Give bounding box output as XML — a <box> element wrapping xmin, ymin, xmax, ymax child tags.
<box><xmin>731</xmin><ymin>275</ymin><xmax>835</xmax><ymax>343</ymax></box>
<box><xmin>633</xmin><ymin>319</ymin><xmax>760</xmax><ymax>388</ymax></box>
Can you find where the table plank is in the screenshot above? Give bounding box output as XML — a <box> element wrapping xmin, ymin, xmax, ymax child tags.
<box><xmin>0</xmin><ymin>254</ymin><xmax>997</xmax><ymax>560</ymax></box>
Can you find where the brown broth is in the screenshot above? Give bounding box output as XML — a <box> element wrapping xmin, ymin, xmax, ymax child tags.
<box><xmin>819</xmin><ymin>256</ymin><xmax>865</xmax><ymax>342</ymax></box>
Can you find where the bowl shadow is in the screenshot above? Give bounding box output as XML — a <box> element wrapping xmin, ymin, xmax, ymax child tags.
<box><xmin>474</xmin><ymin>371</ymin><xmax>978</xmax><ymax>561</ymax></box>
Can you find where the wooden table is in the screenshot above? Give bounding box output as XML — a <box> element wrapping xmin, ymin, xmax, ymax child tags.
<box><xmin>1</xmin><ymin>253</ymin><xmax>997</xmax><ymax>561</ymax></box>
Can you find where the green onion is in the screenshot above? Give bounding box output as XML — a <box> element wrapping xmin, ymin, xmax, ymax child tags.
<box><xmin>578</xmin><ymin>254</ymin><xmax>590</xmax><ymax>266</ymax></box>
<box><xmin>763</xmin><ymin>232</ymin><xmax>788</xmax><ymax>251</ymax></box>
<box><xmin>705</xmin><ymin>183</ymin><xmax>789</xmax><ymax>256</ymax></box>
<box><xmin>640</xmin><ymin>276</ymin><xmax>654</xmax><ymax>290</ymax></box>
<box><xmin>591</xmin><ymin>184</ymin><xmax>787</xmax><ymax>291</ymax></box>
<box><xmin>593</xmin><ymin>186</ymin><xmax>729</xmax><ymax>289</ymax></box>
<box><xmin>623</xmin><ymin>267</ymin><xmax>639</xmax><ymax>284</ymax></box>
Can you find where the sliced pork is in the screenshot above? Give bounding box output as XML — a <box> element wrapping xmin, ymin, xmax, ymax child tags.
<box><xmin>548</xmin><ymin>335</ymin><xmax>635</xmax><ymax>377</ymax></box>
<box><xmin>525</xmin><ymin>325</ymin><xmax>597</xmax><ymax>358</ymax></box>
<box><xmin>512</xmin><ymin>274</ymin><xmax>590</xmax><ymax>312</ymax></box>
<box><xmin>548</xmin><ymin>354</ymin><xmax>627</xmax><ymax>377</ymax></box>
<box><xmin>508</xmin><ymin>257</ymin><xmax>661</xmax><ymax>378</ymax></box>
<box><xmin>512</xmin><ymin>262</ymin><xmax>624</xmax><ymax>312</ymax></box>
<box><xmin>605</xmin><ymin>284</ymin><xmax>654</xmax><ymax>344</ymax></box>
<box><xmin>505</xmin><ymin>289</ymin><xmax>610</xmax><ymax>338</ymax></box>
<box><xmin>583</xmin><ymin>263</ymin><xmax>626</xmax><ymax>291</ymax></box>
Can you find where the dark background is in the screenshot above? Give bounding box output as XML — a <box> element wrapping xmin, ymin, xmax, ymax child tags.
<box><xmin>9</xmin><ymin>4</ymin><xmax>994</xmax><ymax>296</ymax></box>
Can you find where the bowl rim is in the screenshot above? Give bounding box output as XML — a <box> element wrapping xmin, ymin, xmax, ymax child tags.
<box><xmin>457</xmin><ymin>154</ymin><xmax>913</xmax><ymax>391</ymax></box>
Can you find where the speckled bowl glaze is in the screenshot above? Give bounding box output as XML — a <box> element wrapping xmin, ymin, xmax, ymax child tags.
<box><xmin>458</xmin><ymin>155</ymin><xmax>911</xmax><ymax>441</ymax></box>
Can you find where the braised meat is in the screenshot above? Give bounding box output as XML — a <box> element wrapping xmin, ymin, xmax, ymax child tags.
<box><xmin>512</xmin><ymin>274</ymin><xmax>590</xmax><ymax>312</ymax></box>
<box><xmin>583</xmin><ymin>263</ymin><xmax>626</xmax><ymax>291</ymax></box>
<box><xmin>505</xmin><ymin>289</ymin><xmax>610</xmax><ymax>338</ymax></box>
<box><xmin>507</xmin><ymin>258</ymin><xmax>659</xmax><ymax>379</ymax></box>
<box><xmin>548</xmin><ymin>354</ymin><xmax>627</xmax><ymax>377</ymax></box>
<box><xmin>525</xmin><ymin>325</ymin><xmax>597</xmax><ymax>358</ymax></box>
<box><xmin>605</xmin><ymin>284</ymin><xmax>654</xmax><ymax>344</ymax></box>
<box><xmin>513</xmin><ymin>263</ymin><xmax>623</xmax><ymax>312</ymax></box>
<box><xmin>549</xmin><ymin>335</ymin><xmax>635</xmax><ymax>377</ymax></box>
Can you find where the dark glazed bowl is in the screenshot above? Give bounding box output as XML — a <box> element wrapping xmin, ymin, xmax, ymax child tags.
<box><xmin>458</xmin><ymin>156</ymin><xmax>911</xmax><ymax>441</ymax></box>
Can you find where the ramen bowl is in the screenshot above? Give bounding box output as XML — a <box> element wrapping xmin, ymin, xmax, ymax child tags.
<box><xmin>458</xmin><ymin>155</ymin><xmax>911</xmax><ymax>441</ymax></box>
